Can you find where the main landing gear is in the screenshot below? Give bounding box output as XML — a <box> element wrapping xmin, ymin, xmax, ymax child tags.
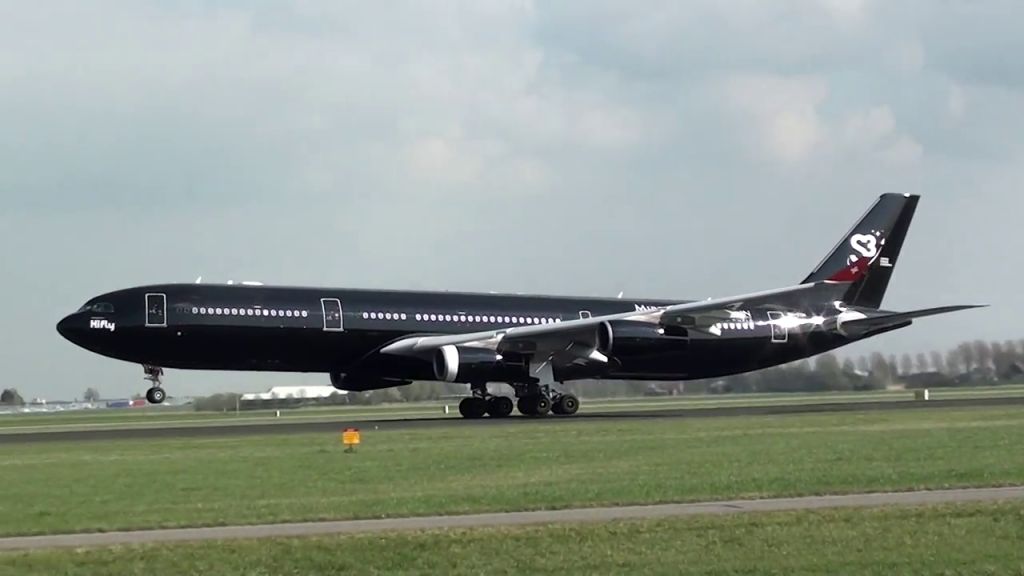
<box><xmin>143</xmin><ymin>364</ymin><xmax>166</xmax><ymax>404</ymax></box>
<box><xmin>458</xmin><ymin>383</ymin><xmax>514</xmax><ymax>419</ymax></box>
<box><xmin>457</xmin><ymin>382</ymin><xmax>580</xmax><ymax>419</ymax></box>
<box><xmin>516</xmin><ymin>384</ymin><xmax>579</xmax><ymax>417</ymax></box>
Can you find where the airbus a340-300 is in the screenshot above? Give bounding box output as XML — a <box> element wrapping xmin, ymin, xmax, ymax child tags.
<box><xmin>58</xmin><ymin>194</ymin><xmax>983</xmax><ymax>418</ymax></box>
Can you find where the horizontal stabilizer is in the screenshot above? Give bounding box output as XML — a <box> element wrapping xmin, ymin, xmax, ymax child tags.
<box><xmin>839</xmin><ymin>305</ymin><xmax>988</xmax><ymax>337</ymax></box>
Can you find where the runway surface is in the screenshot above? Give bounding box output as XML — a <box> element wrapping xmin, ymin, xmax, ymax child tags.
<box><xmin>1</xmin><ymin>486</ymin><xmax>1021</xmax><ymax>551</ymax></box>
<box><xmin>2</xmin><ymin>396</ymin><xmax>1022</xmax><ymax>444</ymax></box>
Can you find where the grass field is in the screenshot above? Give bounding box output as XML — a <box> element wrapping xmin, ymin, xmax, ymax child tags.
<box><xmin>3</xmin><ymin>384</ymin><xmax>1024</xmax><ymax>434</ymax></box>
<box><xmin>2</xmin><ymin>501</ymin><xmax>1022</xmax><ymax>575</ymax></box>
<box><xmin>1</xmin><ymin>406</ymin><xmax>1022</xmax><ymax>537</ymax></box>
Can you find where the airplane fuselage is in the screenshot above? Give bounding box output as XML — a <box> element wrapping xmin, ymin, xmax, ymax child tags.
<box><xmin>57</xmin><ymin>282</ymin><xmax>855</xmax><ymax>390</ymax></box>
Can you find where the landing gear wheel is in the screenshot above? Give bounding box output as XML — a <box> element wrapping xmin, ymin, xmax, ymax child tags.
<box><xmin>458</xmin><ymin>397</ymin><xmax>487</xmax><ymax>419</ymax></box>
<box><xmin>517</xmin><ymin>396</ymin><xmax>534</xmax><ymax>416</ymax></box>
<box><xmin>145</xmin><ymin>387</ymin><xmax>166</xmax><ymax>404</ymax></box>
<box><xmin>487</xmin><ymin>396</ymin><xmax>514</xmax><ymax>418</ymax></box>
<box><xmin>517</xmin><ymin>394</ymin><xmax>551</xmax><ymax>417</ymax></box>
<box><xmin>552</xmin><ymin>394</ymin><xmax>579</xmax><ymax>416</ymax></box>
<box><xmin>533</xmin><ymin>395</ymin><xmax>551</xmax><ymax>416</ymax></box>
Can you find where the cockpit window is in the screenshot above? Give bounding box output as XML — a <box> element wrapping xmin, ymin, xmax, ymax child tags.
<box><xmin>78</xmin><ymin>302</ymin><xmax>115</xmax><ymax>314</ymax></box>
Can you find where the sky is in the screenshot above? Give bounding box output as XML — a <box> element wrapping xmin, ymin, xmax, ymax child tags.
<box><xmin>1</xmin><ymin>0</ymin><xmax>1021</xmax><ymax>400</ymax></box>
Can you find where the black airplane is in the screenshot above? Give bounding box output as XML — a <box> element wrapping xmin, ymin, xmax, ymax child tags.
<box><xmin>57</xmin><ymin>193</ymin><xmax>983</xmax><ymax>418</ymax></box>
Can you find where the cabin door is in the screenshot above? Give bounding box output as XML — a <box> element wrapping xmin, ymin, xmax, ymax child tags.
<box><xmin>321</xmin><ymin>298</ymin><xmax>344</xmax><ymax>331</ymax></box>
<box><xmin>766</xmin><ymin>311</ymin><xmax>787</xmax><ymax>343</ymax></box>
<box><xmin>145</xmin><ymin>293</ymin><xmax>167</xmax><ymax>327</ymax></box>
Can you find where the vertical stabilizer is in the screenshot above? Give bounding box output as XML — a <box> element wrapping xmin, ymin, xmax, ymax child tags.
<box><xmin>802</xmin><ymin>193</ymin><xmax>919</xmax><ymax>309</ymax></box>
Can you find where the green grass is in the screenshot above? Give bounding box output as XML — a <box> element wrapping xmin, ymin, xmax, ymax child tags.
<box><xmin>1</xmin><ymin>406</ymin><xmax>1022</xmax><ymax>537</ymax></box>
<box><xmin>3</xmin><ymin>501</ymin><xmax>1023</xmax><ymax>575</ymax></box>
<box><xmin>3</xmin><ymin>384</ymin><xmax>1023</xmax><ymax>434</ymax></box>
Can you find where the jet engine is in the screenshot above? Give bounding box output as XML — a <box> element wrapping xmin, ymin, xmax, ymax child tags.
<box><xmin>432</xmin><ymin>345</ymin><xmax>527</xmax><ymax>383</ymax></box>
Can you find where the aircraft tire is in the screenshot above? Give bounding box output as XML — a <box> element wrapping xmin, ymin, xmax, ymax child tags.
<box><xmin>487</xmin><ymin>396</ymin><xmax>514</xmax><ymax>418</ymax></box>
<box><xmin>533</xmin><ymin>395</ymin><xmax>551</xmax><ymax>416</ymax></box>
<box><xmin>517</xmin><ymin>396</ymin><xmax>534</xmax><ymax>416</ymax></box>
<box><xmin>459</xmin><ymin>397</ymin><xmax>487</xmax><ymax>419</ymax></box>
<box><xmin>553</xmin><ymin>393</ymin><xmax>579</xmax><ymax>416</ymax></box>
<box><xmin>145</xmin><ymin>387</ymin><xmax>166</xmax><ymax>404</ymax></box>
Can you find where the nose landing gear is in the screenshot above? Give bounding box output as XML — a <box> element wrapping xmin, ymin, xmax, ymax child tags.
<box><xmin>143</xmin><ymin>365</ymin><xmax>166</xmax><ymax>404</ymax></box>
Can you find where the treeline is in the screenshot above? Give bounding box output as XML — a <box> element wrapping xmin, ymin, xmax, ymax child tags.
<box><xmin>684</xmin><ymin>337</ymin><xmax>1024</xmax><ymax>395</ymax></box>
<box><xmin>1</xmin><ymin>388</ymin><xmax>25</xmax><ymax>406</ymax></box>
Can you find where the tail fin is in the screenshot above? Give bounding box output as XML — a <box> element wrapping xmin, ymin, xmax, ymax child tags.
<box><xmin>802</xmin><ymin>193</ymin><xmax>920</xmax><ymax>309</ymax></box>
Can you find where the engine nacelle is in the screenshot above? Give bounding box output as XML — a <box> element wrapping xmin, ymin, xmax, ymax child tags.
<box><xmin>433</xmin><ymin>345</ymin><xmax>527</xmax><ymax>383</ymax></box>
<box><xmin>603</xmin><ymin>320</ymin><xmax>688</xmax><ymax>356</ymax></box>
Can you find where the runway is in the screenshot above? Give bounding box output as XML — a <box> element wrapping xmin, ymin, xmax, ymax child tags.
<box><xmin>2</xmin><ymin>395</ymin><xmax>1022</xmax><ymax>444</ymax></box>
<box><xmin>1</xmin><ymin>486</ymin><xmax>1021</xmax><ymax>551</ymax></box>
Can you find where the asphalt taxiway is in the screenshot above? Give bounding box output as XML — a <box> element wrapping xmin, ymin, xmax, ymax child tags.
<box><xmin>1</xmin><ymin>486</ymin><xmax>1020</xmax><ymax>551</ymax></box>
<box><xmin>1</xmin><ymin>396</ymin><xmax>1022</xmax><ymax>444</ymax></box>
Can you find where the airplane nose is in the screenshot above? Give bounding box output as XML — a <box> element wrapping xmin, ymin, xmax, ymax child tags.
<box><xmin>57</xmin><ymin>314</ymin><xmax>77</xmax><ymax>341</ymax></box>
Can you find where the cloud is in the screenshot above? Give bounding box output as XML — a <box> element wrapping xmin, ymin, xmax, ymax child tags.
<box><xmin>820</xmin><ymin>0</ymin><xmax>869</xmax><ymax>28</ymax></box>
<box><xmin>947</xmin><ymin>84</ymin><xmax>967</xmax><ymax>120</ymax></box>
<box><xmin>841</xmin><ymin>106</ymin><xmax>922</xmax><ymax>164</ymax></box>
<box><xmin>723</xmin><ymin>74</ymin><xmax>828</xmax><ymax>163</ymax></box>
<box><xmin>721</xmin><ymin>76</ymin><xmax>921</xmax><ymax>167</ymax></box>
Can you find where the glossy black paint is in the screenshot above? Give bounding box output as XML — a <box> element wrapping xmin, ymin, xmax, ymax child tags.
<box><xmin>56</xmin><ymin>282</ymin><xmax>856</xmax><ymax>387</ymax></box>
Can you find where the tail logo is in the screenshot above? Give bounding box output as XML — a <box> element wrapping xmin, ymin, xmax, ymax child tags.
<box><xmin>847</xmin><ymin>230</ymin><xmax>884</xmax><ymax>265</ymax></box>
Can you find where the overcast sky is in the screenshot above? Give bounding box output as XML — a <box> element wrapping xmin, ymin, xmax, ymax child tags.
<box><xmin>2</xmin><ymin>0</ymin><xmax>1020</xmax><ymax>400</ymax></box>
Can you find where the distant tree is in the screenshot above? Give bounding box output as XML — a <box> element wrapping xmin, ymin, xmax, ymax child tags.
<box><xmin>1</xmin><ymin>388</ymin><xmax>24</xmax><ymax>406</ymax></box>
<box><xmin>930</xmin><ymin>351</ymin><xmax>946</xmax><ymax>374</ymax></box>
<box><xmin>814</xmin><ymin>353</ymin><xmax>847</xmax><ymax>390</ymax></box>
<box><xmin>991</xmin><ymin>342</ymin><xmax>1018</xmax><ymax>381</ymax></box>
<box><xmin>991</xmin><ymin>338</ymin><xmax>1007</xmax><ymax>368</ymax></box>
<box><xmin>856</xmin><ymin>356</ymin><xmax>870</xmax><ymax>373</ymax></box>
<box><xmin>841</xmin><ymin>358</ymin><xmax>857</xmax><ymax>374</ymax></box>
<box><xmin>868</xmin><ymin>352</ymin><xmax>893</xmax><ymax>389</ymax></box>
<box><xmin>1004</xmin><ymin>340</ymin><xmax>1020</xmax><ymax>363</ymax></box>
<box><xmin>973</xmin><ymin>340</ymin><xmax>993</xmax><ymax>372</ymax></box>
<box><xmin>915</xmin><ymin>353</ymin><xmax>930</xmax><ymax>373</ymax></box>
<box><xmin>899</xmin><ymin>354</ymin><xmax>914</xmax><ymax>376</ymax></box>
<box><xmin>947</xmin><ymin>349</ymin><xmax>964</xmax><ymax>375</ymax></box>
<box><xmin>193</xmin><ymin>393</ymin><xmax>242</xmax><ymax>412</ymax></box>
<box><xmin>957</xmin><ymin>342</ymin><xmax>976</xmax><ymax>372</ymax></box>
<box><xmin>83</xmin><ymin>387</ymin><xmax>100</xmax><ymax>402</ymax></box>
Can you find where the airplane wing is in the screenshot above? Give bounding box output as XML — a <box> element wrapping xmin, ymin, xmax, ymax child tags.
<box><xmin>379</xmin><ymin>280</ymin><xmax>853</xmax><ymax>362</ymax></box>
